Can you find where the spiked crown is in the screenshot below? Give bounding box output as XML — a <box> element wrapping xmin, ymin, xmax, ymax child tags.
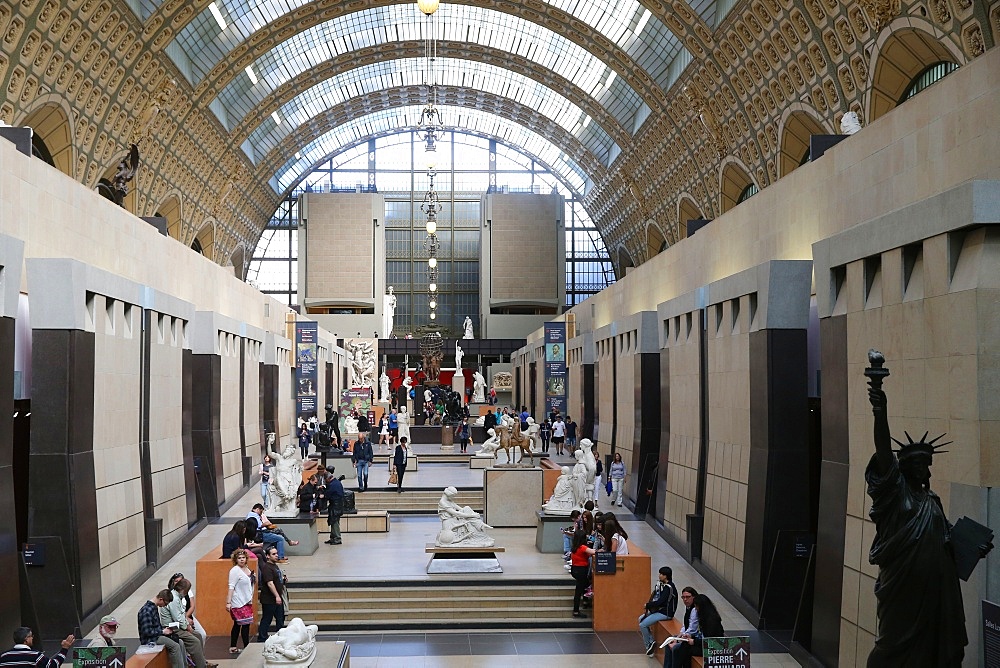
<box><xmin>892</xmin><ymin>431</ymin><xmax>951</xmax><ymax>460</ymax></box>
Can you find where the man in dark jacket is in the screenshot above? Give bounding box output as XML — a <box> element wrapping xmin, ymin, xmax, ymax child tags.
<box><xmin>352</xmin><ymin>435</ymin><xmax>374</xmax><ymax>491</ymax></box>
<box><xmin>324</xmin><ymin>470</ymin><xmax>345</xmax><ymax>545</ymax></box>
<box><xmin>639</xmin><ymin>566</ymin><xmax>679</xmax><ymax>655</ymax></box>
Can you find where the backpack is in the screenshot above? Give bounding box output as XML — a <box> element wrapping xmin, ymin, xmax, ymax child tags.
<box><xmin>665</xmin><ymin>582</ymin><xmax>678</xmax><ymax>618</ymax></box>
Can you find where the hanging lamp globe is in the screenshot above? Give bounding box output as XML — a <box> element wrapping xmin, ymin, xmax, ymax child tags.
<box><xmin>417</xmin><ymin>0</ymin><xmax>439</xmax><ymax>15</ymax></box>
<box><xmin>430</xmin><ymin>311</ymin><xmax>437</xmax><ymax>320</ymax></box>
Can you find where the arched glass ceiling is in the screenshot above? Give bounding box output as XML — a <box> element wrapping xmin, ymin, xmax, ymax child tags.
<box><xmin>272</xmin><ymin>105</ymin><xmax>589</xmax><ymax>195</ymax></box>
<box><xmin>184</xmin><ymin>5</ymin><xmax>647</xmax><ymax>130</ymax></box>
<box><xmin>244</xmin><ymin>58</ymin><xmax>618</xmax><ymax>168</ymax></box>
<box><xmin>173</xmin><ymin>1</ymin><xmax>688</xmax><ymax>96</ymax></box>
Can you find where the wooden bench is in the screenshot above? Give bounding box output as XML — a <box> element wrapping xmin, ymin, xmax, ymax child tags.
<box><xmin>652</xmin><ymin>618</ymin><xmax>704</xmax><ymax>667</ymax></box>
<box><xmin>125</xmin><ymin>649</ymin><xmax>170</xmax><ymax>668</ymax></box>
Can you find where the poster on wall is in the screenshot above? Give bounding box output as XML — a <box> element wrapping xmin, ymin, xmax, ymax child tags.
<box><xmin>295</xmin><ymin>321</ymin><xmax>319</xmax><ymax>422</ymax></box>
<box><xmin>544</xmin><ymin>322</ymin><xmax>567</xmax><ymax>416</ymax></box>
<box><xmin>339</xmin><ymin>388</ymin><xmax>372</xmax><ymax>435</ymax></box>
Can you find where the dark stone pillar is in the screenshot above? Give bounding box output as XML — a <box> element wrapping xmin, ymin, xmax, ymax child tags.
<box><xmin>742</xmin><ymin>328</ymin><xmax>810</xmax><ymax>627</ymax></box>
<box><xmin>632</xmin><ymin>353</ymin><xmax>661</xmax><ymax>516</ymax></box>
<box><xmin>654</xmin><ymin>349</ymin><xmax>671</xmax><ymax>524</ymax></box>
<box><xmin>810</xmin><ymin>315</ymin><xmax>849</xmax><ymax>665</ymax></box>
<box><xmin>191</xmin><ymin>354</ymin><xmax>223</xmax><ymax>517</ymax></box>
<box><xmin>528</xmin><ymin>362</ymin><xmax>536</xmax><ymax>416</ymax></box>
<box><xmin>182</xmin><ymin>350</ymin><xmax>198</xmax><ymax>525</ymax></box>
<box><xmin>580</xmin><ymin>363</ymin><xmax>595</xmax><ymax>441</ymax></box>
<box><xmin>260</xmin><ymin>364</ymin><xmax>278</xmax><ymax>441</ymax></box>
<box><xmin>592</xmin><ymin>359</ymin><xmax>600</xmax><ymax>441</ymax></box>
<box><xmin>28</xmin><ymin>329</ymin><xmax>99</xmax><ymax>620</ymax></box>
<box><xmin>139</xmin><ymin>311</ymin><xmax>162</xmax><ymax>566</ymax></box>
<box><xmin>0</xmin><ymin>316</ymin><xmax>20</xmax><ymax>640</ymax></box>
<box><xmin>239</xmin><ymin>339</ymin><xmax>249</xmax><ymax>487</ymax></box>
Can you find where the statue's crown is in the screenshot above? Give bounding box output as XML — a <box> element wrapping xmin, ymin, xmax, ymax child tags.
<box><xmin>892</xmin><ymin>431</ymin><xmax>950</xmax><ymax>459</ymax></box>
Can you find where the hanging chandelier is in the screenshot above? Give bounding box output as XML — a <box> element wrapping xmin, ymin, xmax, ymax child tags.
<box><xmin>417</xmin><ymin>0</ymin><xmax>444</xmax><ymax>324</ymax></box>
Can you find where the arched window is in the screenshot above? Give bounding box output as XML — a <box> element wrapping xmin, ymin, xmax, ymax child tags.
<box><xmin>737</xmin><ymin>183</ymin><xmax>759</xmax><ymax>204</ymax></box>
<box><xmin>31</xmin><ymin>134</ymin><xmax>55</xmax><ymax>166</ymax></box>
<box><xmin>901</xmin><ymin>61</ymin><xmax>959</xmax><ymax>101</ymax></box>
<box><xmin>191</xmin><ymin>238</ymin><xmax>204</xmax><ymax>255</ymax></box>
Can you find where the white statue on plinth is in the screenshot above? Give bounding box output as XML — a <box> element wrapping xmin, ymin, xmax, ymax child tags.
<box><xmin>455</xmin><ymin>342</ymin><xmax>464</xmax><ymax>369</ymax></box>
<box><xmin>266</xmin><ymin>434</ymin><xmax>302</xmax><ymax>517</ymax></box>
<box><xmin>580</xmin><ymin>438</ymin><xmax>597</xmax><ymax>504</ymax></box>
<box><xmin>402</xmin><ymin>375</ymin><xmax>413</xmax><ymax>394</ymax></box>
<box><xmin>462</xmin><ymin>316</ymin><xmax>474</xmax><ymax>339</ymax></box>
<box><xmin>349</xmin><ymin>339</ymin><xmax>376</xmax><ymax>389</ymax></box>
<box><xmin>397</xmin><ymin>406</ymin><xmax>411</xmax><ymax>442</ymax></box>
<box><xmin>523</xmin><ymin>417</ymin><xmax>540</xmax><ymax>452</ymax></box>
<box><xmin>542</xmin><ymin>466</ymin><xmax>578</xmax><ymax>514</ymax></box>
<box><xmin>424</xmin><ymin>389</ymin><xmax>433</xmax><ymax>404</ymax></box>
<box><xmin>475</xmin><ymin>428</ymin><xmax>500</xmax><ymax>456</ymax></box>
<box><xmin>344</xmin><ymin>415</ymin><xmax>359</xmax><ymax>434</ymax></box>
<box><xmin>435</xmin><ymin>486</ymin><xmax>495</xmax><ymax>547</ymax></box>
<box><xmin>571</xmin><ymin>448</ymin><xmax>589</xmax><ymax>509</ymax></box>
<box><xmin>379</xmin><ymin>368</ymin><xmax>390</xmax><ymax>403</ymax></box>
<box><xmin>262</xmin><ymin>617</ymin><xmax>318</xmax><ymax>667</ymax></box>
<box><xmin>383</xmin><ymin>286</ymin><xmax>396</xmax><ymax>338</ymax></box>
<box><xmin>472</xmin><ymin>371</ymin><xmax>486</xmax><ymax>403</ymax></box>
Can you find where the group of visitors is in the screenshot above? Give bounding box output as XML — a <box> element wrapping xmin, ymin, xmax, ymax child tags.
<box><xmin>136</xmin><ymin>572</ymin><xmax>215</xmax><ymax>668</ymax></box>
<box><xmin>638</xmin><ymin>568</ymin><xmax>725</xmax><ymax>667</ymax></box>
<box><xmin>560</xmin><ymin>502</ymin><xmax>632</xmax><ymax>617</ymax></box>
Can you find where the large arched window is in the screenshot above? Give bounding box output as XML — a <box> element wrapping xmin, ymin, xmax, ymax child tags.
<box><xmin>869</xmin><ymin>28</ymin><xmax>960</xmax><ymax>121</ymax></box>
<box><xmin>901</xmin><ymin>61</ymin><xmax>959</xmax><ymax>101</ymax></box>
<box><xmin>737</xmin><ymin>184</ymin><xmax>759</xmax><ymax>204</ymax></box>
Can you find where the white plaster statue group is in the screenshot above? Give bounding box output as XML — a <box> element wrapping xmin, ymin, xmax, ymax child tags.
<box><xmin>349</xmin><ymin>339</ymin><xmax>376</xmax><ymax>389</ymax></box>
<box><xmin>435</xmin><ymin>486</ymin><xmax>494</xmax><ymax>547</ymax></box>
<box><xmin>462</xmin><ymin>316</ymin><xmax>474</xmax><ymax>339</ymax></box>
<box><xmin>542</xmin><ymin>438</ymin><xmax>597</xmax><ymax>514</ymax></box>
<box><xmin>472</xmin><ymin>371</ymin><xmax>486</xmax><ymax>403</ymax></box>
<box><xmin>265</xmin><ymin>433</ymin><xmax>303</xmax><ymax>517</ymax></box>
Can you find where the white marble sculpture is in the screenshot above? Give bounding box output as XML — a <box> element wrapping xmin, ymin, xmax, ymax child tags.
<box><xmin>379</xmin><ymin>368</ymin><xmax>390</xmax><ymax>403</ymax></box>
<box><xmin>397</xmin><ymin>406</ymin><xmax>411</xmax><ymax>442</ymax></box>
<box><xmin>840</xmin><ymin>111</ymin><xmax>862</xmax><ymax>135</ymax></box>
<box><xmin>424</xmin><ymin>389</ymin><xmax>433</xmax><ymax>404</ymax></box>
<box><xmin>435</xmin><ymin>486</ymin><xmax>495</xmax><ymax>547</ymax></box>
<box><xmin>571</xmin><ymin>449</ymin><xmax>589</xmax><ymax>509</ymax></box>
<box><xmin>266</xmin><ymin>435</ymin><xmax>302</xmax><ymax>517</ymax></box>
<box><xmin>523</xmin><ymin>417</ymin><xmax>540</xmax><ymax>452</ymax></box>
<box><xmin>475</xmin><ymin>428</ymin><xmax>500</xmax><ymax>456</ymax></box>
<box><xmin>383</xmin><ymin>286</ymin><xmax>396</xmax><ymax>339</ymax></box>
<box><xmin>349</xmin><ymin>340</ymin><xmax>376</xmax><ymax>389</ymax></box>
<box><xmin>580</xmin><ymin>438</ymin><xmax>598</xmax><ymax>504</ymax></box>
<box><xmin>344</xmin><ymin>415</ymin><xmax>359</xmax><ymax>435</ymax></box>
<box><xmin>462</xmin><ymin>316</ymin><xmax>474</xmax><ymax>339</ymax></box>
<box><xmin>472</xmin><ymin>371</ymin><xmax>486</xmax><ymax>403</ymax></box>
<box><xmin>542</xmin><ymin>466</ymin><xmax>578</xmax><ymax>514</ymax></box>
<box><xmin>262</xmin><ymin>617</ymin><xmax>318</xmax><ymax>667</ymax></box>
<box><xmin>402</xmin><ymin>375</ymin><xmax>413</xmax><ymax>393</ymax></box>
<box><xmin>455</xmin><ymin>342</ymin><xmax>464</xmax><ymax>369</ymax></box>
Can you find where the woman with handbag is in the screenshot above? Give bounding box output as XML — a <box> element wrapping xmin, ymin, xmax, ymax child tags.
<box><xmin>225</xmin><ymin>548</ymin><xmax>255</xmax><ymax>655</ymax></box>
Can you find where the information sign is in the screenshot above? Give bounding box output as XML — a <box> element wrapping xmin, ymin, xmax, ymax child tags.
<box><xmin>703</xmin><ymin>636</ymin><xmax>751</xmax><ymax>667</ymax></box>
<box><xmin>73</xmin><ymin>647</ymin><xmax>126</xmax><ymax>668</ymax></box>
<box><xmin>543</xmin><ymin>322</ymin><xmax>567</xmax><ymax>415</ymax></box>
<box><xmin>983</xmin><ymin>600</ymin><xmax>1000</xmax><ymax>667</ymax></box>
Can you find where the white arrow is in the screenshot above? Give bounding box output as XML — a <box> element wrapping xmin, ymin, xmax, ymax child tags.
<box><xmin>110</xmin><ymin>658</ymin><xmax>123</xmax><ymax>668</ymax></box>
<box><xmin>736</xmin><ymin>647</ymin><xmax>748</xmax><ymax>659</ymax></box>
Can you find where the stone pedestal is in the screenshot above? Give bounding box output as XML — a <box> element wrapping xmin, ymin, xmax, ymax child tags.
<box><xmin>484</xmin><ymin>467</ymin><xmax>544</xmax><ymax>527</ymax></box>
<box><xmin>440</xmin><ymin>425</ymin><xmax>454</xmax><ymax>449</ymax></box>
<box><xmin>451</xmin><ymin>371</ymin><xmax>466</xmax><ymax>398</ymax></box>
<box><xmin>279</xmin><ymin>518</ymin><xmax>319</xmax><ymax>556</ymax></box>
<box><xmin>471</xmin><ymin>455</ymin><xmax>494</xmax><ymax>469</ymax></box>
<box><xmin>535</xmin><ymin>510</ymin><xmax>571</xmax><ymax>553</ymax></box>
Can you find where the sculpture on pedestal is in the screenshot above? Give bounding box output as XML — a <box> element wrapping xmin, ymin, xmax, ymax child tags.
<box><xmin>349</xmin><ymin>339</ymin><xmax>376</xmax><ymax>389</ymax></box>
<box><xmin>344</xmin><ymin>415</ymin><xmax>359</xmax><ymax>434</ymax></box>
<box><xmin>863</xmin><ymin>350</ymin><xmax>992</xmax><ymax>666</ymax></box>
<box><xmin>840</xmin><ymin>111</ymin><xmax>862</xmax><ymax>135</ymax></box>
<box><xmin>402</xmin><ymin>375</ymin><xmax>413</xmax><ymax>395</ymax></box>
<box><xmin>542</xmin><ymin>466</ymin><xmax>578</xmax><ymax>514</ymax></box>
<box><xmin>379</xmin><ymin>368</ymin><xmax>390</xmax><ymax>403</ymax></box>
<box><xmin>266</xmin><ymin>434</ymin><xmax>302</xmax><ymax>517</ymax></box>
<box><xmin>262</xmin><ymin>617</ymin><xmax>318</xmax><ymax>667</ymax></box>
<box><xmin>435</xmin><ymin>486</ymin><xmax>495</xmax><ymax>547</ymax></box>
<box><xmin>571</xmin><ymin>449</ymin><xmax>588</xmax><ymax>508</ymax></box>
<box><xmin>475</xmin><ymin>428</ymin><xmax>500</xmax><ymax>456</ymax></box>
<box><xmin>455</xmin><ymin>342</ymin><xmax>464</xmax><ymax>369</ymax></box>
<box><xmin>472</xmin><ymin>371</ymin><xmax>486</xmax><ymax>403</ymax></box>
<box><xmin>397</xmin><ymin>406</ymin><xmax>411</xmax><ymax>442</ymax></box>
<box><xmin>497</xmin><ymin>419</ymin><xmax>535</xmax><ymax>466</ymax></box>
<box><xmin>383</xmin><ymin>287</ymin><xmax>396</xmax><ymax>338</ymax></box>
<box><xmin>462</xmin><ymin>316</ymin><xmax>474</xmax><ymax>339</ymax></box>
<box><xmin>420</xmin><ymin>333</ymin><xmax>444</xmax><ymax>383</ymax></box>
<box><xmin>579</xmin><ymin>438</ymin><xmax>597</xmax><ymax>504</ymax></box>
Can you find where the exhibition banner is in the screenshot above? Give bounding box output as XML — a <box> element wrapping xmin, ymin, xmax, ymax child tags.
<box><xmin>544</xmin><ymin>321</ymin><xmax>567</xmax><ymax>415</ymax></box>
<box><xmin>295</xmin><ymin>321</ymin><xmax>319</xmax><ymax>421</ymax></box>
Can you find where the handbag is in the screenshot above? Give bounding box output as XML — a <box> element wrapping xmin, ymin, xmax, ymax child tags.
<box><xmin>230</xmin><ymin>603</ymin><xmax>254</xmax><ymax>625</ymax></box>
<box><xmin>389</xmin><ymin>469</ymin><xmax>398</xmax><ymax>485</ymax></box>
<box><xmin>606</xmin><ymin>479</ymin><xmax>613</xmax><ymax>495</ymax></box>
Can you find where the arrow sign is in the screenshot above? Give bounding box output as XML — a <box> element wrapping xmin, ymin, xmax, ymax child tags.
<box><xmin>703</xmin><ymin>636</ymin><xmax>751</xmax><ymax>667</ymax></box>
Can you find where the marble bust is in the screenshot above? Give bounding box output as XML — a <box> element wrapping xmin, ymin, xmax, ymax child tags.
<box><xmin>435</xmin><ymin>486</ymin><xmax>495</xmax><ymax>547</ymax></box>
<box><xmin>262</xmin><ymin>617</ymin><xmax>318</xmax><ymax>667</ymax></box>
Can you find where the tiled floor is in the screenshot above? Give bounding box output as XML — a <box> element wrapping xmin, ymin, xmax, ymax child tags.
<box><xmin>92</xmin><ymin>451</ymin><xmax>801</xmax><ymax>667</ymax></box>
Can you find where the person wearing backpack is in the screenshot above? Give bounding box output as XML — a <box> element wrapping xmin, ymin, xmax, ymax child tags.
<box><xmin>639</xmin><ymin>566</ymin><xmax>679</xmax><ymax>655</ymax></box>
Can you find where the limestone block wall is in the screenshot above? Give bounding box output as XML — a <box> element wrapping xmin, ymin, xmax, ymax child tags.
<box><xmin>220</xmin><ymin>332</ymin><xmax>243</xmax><ymax>501</ymax></box>
<box><xmin>594</xmin><ymin>335</ymin><xmax>616</xmax><ymax>452</ymax></box>
<box><xmin>484</xmin><ymin>193</ymin><xmax>565</xmax><ymax>305</ymax></box>
<box><xmin>148</xmin><ymin>311</ymin><xmax>190</xmax><ymax>550</ymax></box>
<box><xmin>276</xmin><ymin>336</ymin><xmax>293</xmax><ymax>446</ymax></box>
<box><xmin>703</xmin><ymin>296</ymin><xmax>751</xmax><ymax>594</ymax></box>
<box><xmin>659</xmin><ymin>302</ymin><xmax>702</xmax><ymax>544</ymax></box>
<box><xmin>612</xmin><ymin>329</ymin><xmax>637</xmax><ymax>479</ymax></box>
<box><xmin>243</xmin><ymin>337</ymin><xmax>262</xmax><ymax>464</ymax></box>
<box><xmin>813</xmin><ymin>183</ymin><xmax>1000</xmax><ymax>667</ymax></box>
<box><xmin>92</xmin><ymin>295</ymin><xmax>143</xmax><ymax>600</ymax></box>
<box><xmin>567</xmin><ymin>339</ymin><xmax>584</xmax><ymax>426</ymax></box>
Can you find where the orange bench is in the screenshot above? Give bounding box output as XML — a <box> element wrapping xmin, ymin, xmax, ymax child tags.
<box><xmin>591</xmin><ymin>542</ymin><xmax>651</xmax><ymax>631</ymax></box>
<box><xmin>125</xmin><ymin>649</ymin><xmax>170</xmax><ymax>668</ymax></box>
<box><xmin>194</xmin><ymin>547</ymin><xmax>259</xmax><ymax>637</ymax></box>
<box><xmin>652</xmin><ymin>618</ymin><xmax>704</xmax><ymax>666</ymax></box>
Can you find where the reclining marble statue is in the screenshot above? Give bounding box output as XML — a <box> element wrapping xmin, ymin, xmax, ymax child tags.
<box><xmin>863</xmin><ymin>350</ymin><xmax>992</xmax><ymax>667</ymax></box>
<box><xmin>262</xmin><ymin>617</ymin><xmax>318</xmax><ymax>667</ymax></box>
<box><xmin>542</xmin><ymin>466</ymin><xmax>578</xmax><ymax>514</ymax></box>
<box><xmin>435</xmin><ymin>486</ymin><xmax>495</xmax><ymax>547</ymax></box>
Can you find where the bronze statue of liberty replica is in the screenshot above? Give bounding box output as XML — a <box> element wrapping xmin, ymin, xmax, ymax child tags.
<box><xmin>864</xmin><ymin>350</ymin><xmax>992</xmax><ymax>667</ymax></box>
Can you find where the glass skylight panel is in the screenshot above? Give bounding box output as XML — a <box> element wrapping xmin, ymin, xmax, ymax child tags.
<box><xmin>273</xmin><ymin>107</ymin><xmax>588</xmax><ymax>194</ymax></box>
<box><xmin>209</xmin><ymin>4</ymin><xmax>643</xmax><ymax>133</ymax></box>
<box><xmin>243</xmin><ymin>58</ymin><xmax>615</xmax><ymax>162</ymax></box>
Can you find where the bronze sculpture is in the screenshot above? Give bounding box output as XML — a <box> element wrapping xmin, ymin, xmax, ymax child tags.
<box><xmin>864</xmin><ymin>350</ymin><xmax>992</xmax><ymax>667</ymax></box>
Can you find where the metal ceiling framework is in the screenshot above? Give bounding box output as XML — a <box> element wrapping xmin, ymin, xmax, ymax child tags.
<box><xmin>140</xmin><ymin>0</ymin><xmax>706</xmax><ymax>211</ymax></box>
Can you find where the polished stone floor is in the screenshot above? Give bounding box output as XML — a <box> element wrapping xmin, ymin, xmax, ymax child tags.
<box><xmin>89</xmin><ymin>448</ymin><xmax>801</xmax><ymax>666</ymax></box>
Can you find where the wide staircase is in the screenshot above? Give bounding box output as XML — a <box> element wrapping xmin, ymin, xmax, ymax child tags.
<box><xmin>286</xmin><ymin>579</ymin><xmax>590</xmax><ymax>632</ymax></box>
<box><xmin>351</xmin><ymin>488</ymin><xmax>482</xmax><ymax>514</ymax></box>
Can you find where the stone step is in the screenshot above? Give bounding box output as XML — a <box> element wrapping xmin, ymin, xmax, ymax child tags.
<box><xmin>352</xmin><ymin>489</ymin><xmax>483</xmax><ymax>513</ymax></box>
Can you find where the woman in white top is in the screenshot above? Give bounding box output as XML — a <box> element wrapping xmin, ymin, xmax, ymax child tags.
<box><xmin>225</xmin><ymin>548</ymin><xmax>255</xmax><ymax>654</ymax></box>
<box><xmin>602</xmin><ymin>517</ymin><xmax>629</xmax><ymax>555</ymax></box>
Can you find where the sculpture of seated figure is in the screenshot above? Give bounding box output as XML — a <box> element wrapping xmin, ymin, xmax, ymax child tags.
<box><xmin>542</xmin><ymin>466</ymin><xmax>578</xmax><ymax>514</ymax></box>
<box><xmin>344</xmin><ymin>415</ymin><xmax>358</xmax><ymax>434</ymax></box>
<box><xmin>262</xmin><ymin>617</ymin><xmax>318</xmax><ymax>667</ymax></box>
<box><xmin>475</xmin><ymin>428</ymin><xmax>500</xmax><ymax>456</ymax></box>
<box><xmin>435</xmin><ymin>486</ymin><xmax>495</xmax><ymax>547</ymax></box>
<box><xmin>523</xmin><ymin>417</ymin><xmax>540</xmax><ymax>452</ymax></box>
